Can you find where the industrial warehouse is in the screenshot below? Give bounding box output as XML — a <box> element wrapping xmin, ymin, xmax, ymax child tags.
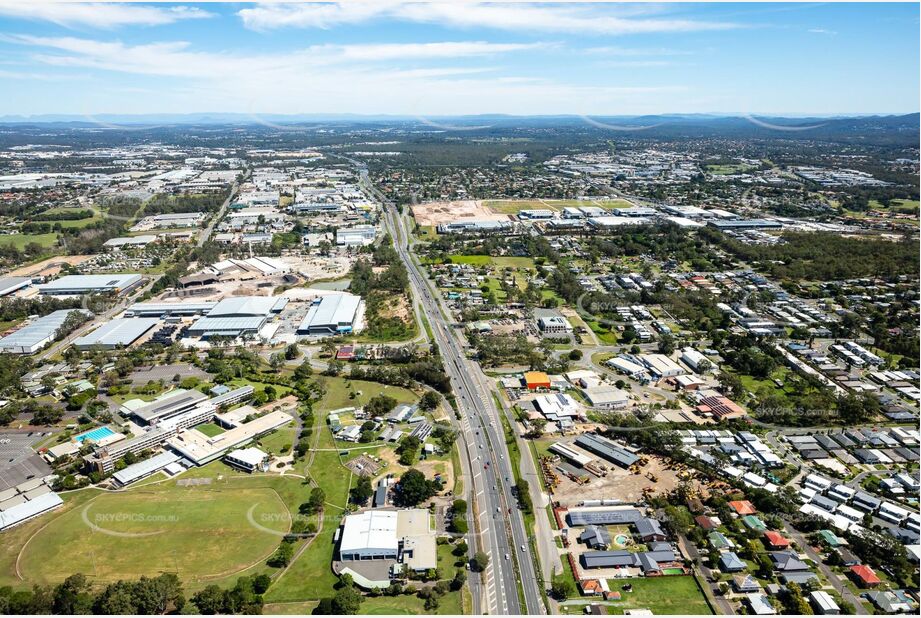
<box><xmin>335</xmin><ymin>509</ymin><xmax>438</xmax><ymax>588</ymax></box>
<box><xmin>36</xmin><ymin>274</ymin><xmax>144</xmax><ymax>296</ymax></box>
<box><xmin>297</xmin><ymin>293</ymin><xmax>363</xmax><ymax>336</ymax></box>
<box><xmin>0</xmin><ymin>309</ymin><xmax>91</xmax><ymax>354</ymax></box>
<box><xmin>72</xmin><ymin>318</ymin><xmax>160</xmax><ymax>350</ymax></box>
<box><xmin>187</xmin><ymin>296</ymin><xmax>288</xmax><ymax>339</ymax></box>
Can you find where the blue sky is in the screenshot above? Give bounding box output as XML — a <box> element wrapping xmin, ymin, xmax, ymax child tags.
<box><xmin>0</xmin><ymin>2</ymin><xmax>917</xmax><ymax>117</ymax></box>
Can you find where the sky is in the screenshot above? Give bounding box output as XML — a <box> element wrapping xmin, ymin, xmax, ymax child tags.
<box><xmin>0</xmin><ymin>1</ymin><xmax>918</xmax><ymax>118</ymax></box>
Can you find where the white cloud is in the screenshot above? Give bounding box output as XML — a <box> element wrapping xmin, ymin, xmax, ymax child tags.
<box><xmin>239</xmin><ymin>2</ymin><xmax>738</xmax><ymax>35</ymax></box>
<box><xmin>311</xmin><ymin>41</ymin><xmax>546</xmax><ymax>61</ymax></box>
<box><xmin>584</xmin><ymin>46</ymin><xmax>693</xmax><ymax>57</ymax></box>
<box><xmin>5</xmin><ymin>33</ymin><xmax>686</xmax><ymax>116</ymax></box>
<box><xmin>238</xmin><ymin>1</ymin><xmax>393</xmax><ymax>31</ymax></box>
<box><xmin>0</xmin><ymin>2</ymin><xmax>213</xmax><ymax>28</ymax></box>
<box><xmin>808</xmin><ymin>28</ymin><xmax>837</xmax><ymax>35</ymax></box>
<box><xmin>7</xmin><ymin>35</ymin><xmax>541</xmax><ymax>78</ymax></box>
<box><xmin>596</xmin><ymin>60</ymin><xmax>680</xmax><ymax>69</ymax></box>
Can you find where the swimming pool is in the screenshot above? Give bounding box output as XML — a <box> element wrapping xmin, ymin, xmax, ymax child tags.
<box><xmin>75</xmin><ymin>426</ymin><xmax>115</xmax><ymax>443</ymax></box>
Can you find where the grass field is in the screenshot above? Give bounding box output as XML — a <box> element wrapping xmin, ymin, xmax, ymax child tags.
<box><xmin>257</xmin><ymin>421</ymin><xmax>296</xmax><ymax>456</ymax></box>
<box><xmin>447</xmin><ymin>254</ymin><xmax>491</xmax><ymax>266</ymax></box>
<box><xmin>415</xmin><ymin>225</ymin><xmax>439</xmax><ymax>240</ymax></box>
<box><xmin>483</xmin><ymin>199</ymin><xmax>560</xmax><ymax>214</ymax></box>
<box><xmin>36</xmin><ymin>207</ymin><xmax>104</xmax><ymax>229</ymax></box>
<box><xmin>868</xmin><ymin>198</ymin><xmax>919</xmax><ymax>214</ymax></box>
<box><xmin>318</xmin><ymin>377</ymin><xmax>417</xmax><ymax>412</ymax></box>
<box><xmin>601</xmin><ymin>576</ymin><xmax>712</xmax><ymax>615</ymax></box>
<box><xmin>483</xmin><ymin>198</ymin><xmax>633</xmax><ymax>214</ymax></box>
<box><xmin>263</xmin><ymin>601</ymin><xmax>320</xmax><ymax>614</ymax></box>
<box><xmin>706</xmin><ymin>163</ymin><xmax>755</xmax><ymax>175</ymax></box>
<box><xmin>586</xmin><ymin>320</ymin><xmax>619</xmax><ymax>345</ymax></box>
<box><xmin>736</xmin><ymin>367</ymin><xmax>794</xmax><ymax>401</ymax></box>
<box><xmin>265</xmin><ymin>417</ymin><xmax>347</xmax><ymax>602</ymax></box>
<box><xmin>16</xmin><ymin>485</ymin><xmax>290</xmax><ymax>586</ymax></box>
<box><xmin>2</xmin><ymin>375</ymin><xmax>461</xmax><ymax>608</ymax></box>
<box><xmin>194</xmin><ymin>422</ymin><xmax>225</xmax><ymax>437</ymax></box>
<box><xmin>0</xmin><ymin>233</ymin><xmax>59</xmax><ymax>250</ymax></box>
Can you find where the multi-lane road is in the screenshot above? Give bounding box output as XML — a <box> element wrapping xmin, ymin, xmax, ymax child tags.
<box><xmin>384</xmin><ymin>203</ymin><xmax>545</xmax><ymax>615</ymax></box>
<box><xmin>351</xmin><ymin>160</ymin><xmax>546</xmax><ymax>614</ymax></box>
<box><xmin>196</xmin><ymin>168</ymin><xmax>248</xmax><ymax>248</ymax></box>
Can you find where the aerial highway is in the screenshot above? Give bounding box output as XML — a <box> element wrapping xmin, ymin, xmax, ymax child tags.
<box><xmin>359</xmin><ymin>168</ymin><xmax>546</xmax><ymax>614</ymax></box>
<box><xmin>196</xmin><ymin>167</ymin><xmax>249</xmax><ymax>248</ymax></box>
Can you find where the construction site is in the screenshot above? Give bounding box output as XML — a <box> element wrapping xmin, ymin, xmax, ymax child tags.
<box><xmin>536</xmin><ymin>438</ymin><xmax>709</xmax><ymax>506</ymax></box>
<box><xmin>410</xmin><ymin>200</ymin><xmax>512</xmax><ymax>227</ymax></box>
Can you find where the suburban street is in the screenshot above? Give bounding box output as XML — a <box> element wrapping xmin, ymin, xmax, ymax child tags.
<box><xmin>781</xmin><ymin>522</ymin><xmax>869</xmax><ymax>615</ymax></box>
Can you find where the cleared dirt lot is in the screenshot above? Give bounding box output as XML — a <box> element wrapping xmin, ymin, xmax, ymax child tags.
<box><xmin>549</xmin><ymin>447</ymin><xmax>705</xmax><ymax>507</ymax></box>
<box><xmin>7</xmin><ymin>255</ymin><xmax>92</xmax><ymax>277</ymax></box>
<box><xmin>411</xmin><ymin>200</ymin><xmax>511</xmax><ymax>226</ymax></box>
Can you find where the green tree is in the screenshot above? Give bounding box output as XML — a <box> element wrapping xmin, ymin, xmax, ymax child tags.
<box><xmin>365</xmin><ymin>394</ymin><xmax>398</xmax><ymax>416</ymax></box>
<box><xmin>331</xmin><ymin>585</ymin><xmax>362</xmax><ymax>615</ymax></box>
<box><xmin>350</xmin><ymin>476</ymin><xmax>373</xmax><ymax>506</ymax></box>
<box><xmin>396</xmin><ymin>468</ymin><xmax>437</xmax><ymax>506</ymax></box>
<box><xmin>550</xmin><ymin>576</ymin><xmax>574</xmax><ymax>599</ymax></box>
<box><xmin>268</xmin><ymin>541</ymin><xmax>294</xmax><ymax>567</ymax></box>
<box><xmin>300</xmin><ymin>487</ymin><xmax>326</xmax><ymax>515</ymax></box>
<box><xmin>396</xmin><ymin>435</ymin><xmax>421</xmax><ymax>466</ymax></box>
<box><xmin>52</xmin><ymin>573</ymin><xmax>93</xmax><ymax>615</ymax></box>
<box><xmin>419</xmin><ymin>390</ymin><xmax>441</xmax><ymax>411</ymax></box>
<box><xmin>470</xmin><ymin>551</ymin><xmax>490</xmax><ymax>572</ymax></box>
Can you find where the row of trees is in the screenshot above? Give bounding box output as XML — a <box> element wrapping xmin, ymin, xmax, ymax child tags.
<box><xmin>0</xmin><ymin>571</ymin><xmax>263</xmax><ymax>615</ymax></box>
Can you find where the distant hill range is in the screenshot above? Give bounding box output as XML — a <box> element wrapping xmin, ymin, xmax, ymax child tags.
<box><xmin>0</xmin><ymin>112</ymin><xmax>916</xmax><ymax>144</ymax></box>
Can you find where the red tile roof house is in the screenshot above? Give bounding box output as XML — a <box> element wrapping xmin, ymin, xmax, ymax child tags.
<box><xmin>763</xmin><ymin>531</ymin><xmax>791</xmax><ymax>550</ymax></box>
<box><xmin>728</xmin><ymin>500</ymin><xmax>758</xmax><ymax>516</ymax></box>
<box><xmin>849</xmin><ymin>565</ymin><xmax>882</xmax><ymax>588</ymax></box>
<box><xmin>695</xmin><ymin>515</ymin><xmax>720</xmax><ymax>530</ymax></box>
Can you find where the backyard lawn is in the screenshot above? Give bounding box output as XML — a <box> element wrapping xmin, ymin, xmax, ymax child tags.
<box><xmin>602</xmin><ymin>576</ymin><xmax>712</xmax><ymax>615</ymax></box>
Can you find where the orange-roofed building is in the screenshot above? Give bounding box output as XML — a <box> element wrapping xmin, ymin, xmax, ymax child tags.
<box><xmin>728</xmin><ymin>500</ymin><xmax>757</xmax><ymax>516</ymax></box>
<box><xmin>849</xmin><ymin>565</ymin><xmax>881</xmax><ymax>588</ymax></box>
<box><xmin>580</xmin><ymin>580</ymin><xmax>603</xmax><ymax>596</ymax></box>
<box><xmin>523</xmin><ymin>371</ymin><xmax>551</xmax><ymax>390</ymax></box>
<box><xmin>763</xmin><ymin>531</ymin><xmax>791</xmax><ymax>549</ymax></box>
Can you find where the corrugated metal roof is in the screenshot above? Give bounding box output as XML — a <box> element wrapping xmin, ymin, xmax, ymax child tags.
<box><xmin>0</xmin><ymin>309</ymin><xmax>91</xmax><ymax>352</ymax></box>
<box><xmin>113</xmin><ymin>451</ymin><xmax>180</xmax><ymax>485</ymax></box>
<box><xmin>189</xmin><ymin>316</ymin><xmax>267</xmax><ymax>334</ymax></box>
<box><xmin>0</xmin><ymin>491</ymin><xmax>63</xmax><ymax>530</ymax></box>
<box><xmin>126</xmin><ymin>301</ymin><xmax>216</xmax><ymax>315</ymax></box>
<box><xmin>133</xmin><ymin>389</ymin><xmax>208</xmax><ymax>422</ymax></box>
<box><xmin>298</xmin><ymin>294</ymin><xmax>360</xmax><ymax>332</ymax></box>
<box><xmin>73</xmin><ymin>318</ymin><xmax>158</xmax><ymax>348</ymax></box>
<box><xmin>37</xmin><ymin>274</ymin><xmax>141</xmax><ymax>292</ymax></box>
<box><xmin>207</xmin><ymin>296</ymin><xmax>281</xmax><ymax>317</ymax></box>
